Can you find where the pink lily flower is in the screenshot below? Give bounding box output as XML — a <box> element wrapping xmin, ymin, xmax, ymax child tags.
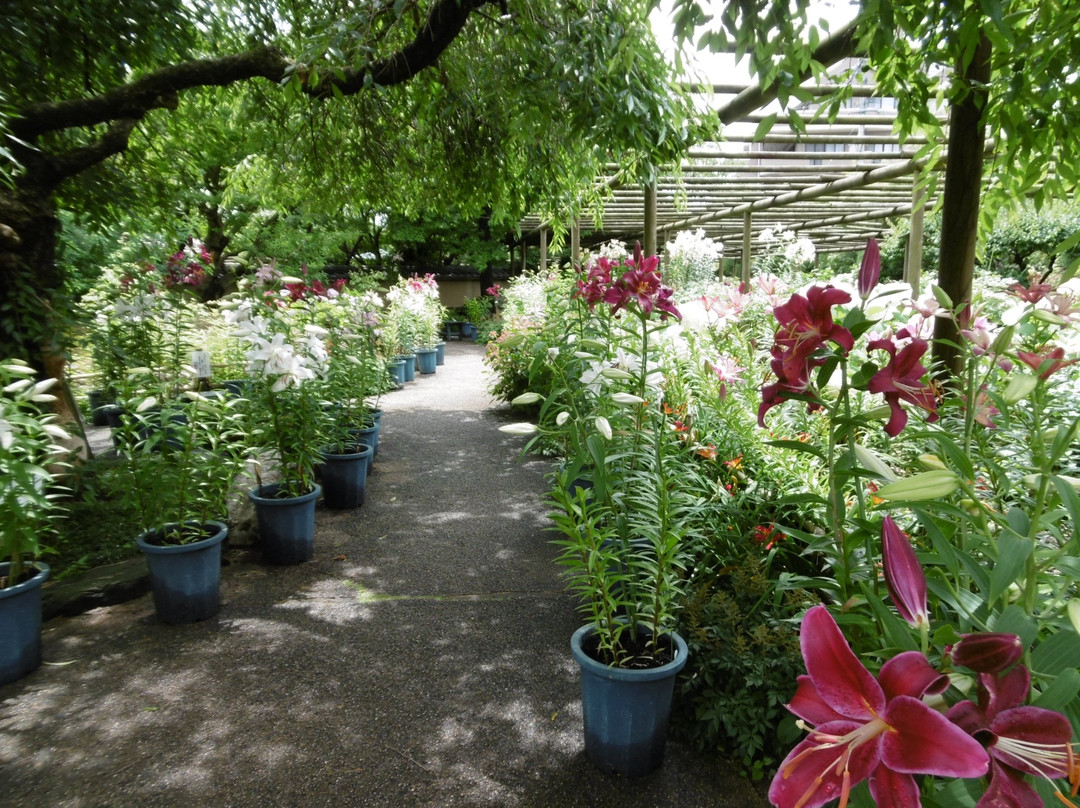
<box><xmin>947</xmin><ymin>665</ymin><xmax>1076</xmax><ymax>808</ymax></box>
<box><xmin>1009</xmin><ymin>282</ymin><xmax>1054</xmax><ymax>303</ymax></box>
<box><xmin>857</xmin><ymin>238</ymin><xmax>881</xmax><ymax>299</ymax></box>
<box><xmin>867</xmin><ymin>337</ymin><xmax>939</xmax><ymax>437</ymax></box>
<box><xmin>770</xmin><ymin>606</ymin><xmax>988</xmax><ymax>808</ymax></box>
<box><xmin>881</xmin><ymin>516</ymin><xmax>929</xmax><ymax>629</ymax></box>
<box><xmin>1016</xmin><ymin>347</ymin><xmax>1078</xmax><ymax>380</ymax></box>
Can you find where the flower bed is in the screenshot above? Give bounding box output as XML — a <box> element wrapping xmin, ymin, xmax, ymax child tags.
<box><xmin>493</xmin><ymin>239</ymin><xmax>1080</xmax><ymax>803</ymax></box>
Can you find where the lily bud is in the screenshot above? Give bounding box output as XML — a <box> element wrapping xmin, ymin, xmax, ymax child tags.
<box><xmin>875</xmin><ymin>470</ymin><xmax>959</xmax><ymax>501</ymax></box>
<box><xmin>1002</xmin><ymin>373</ymin><xmax>1038</xmax><ymax>404</ymax></box>
<box><xmin>511</xmin><ymin>392</ymin><xmax>542</xmax><ymax>406</ymax></box>
<box><xmin>555</xmin><ymin>411</ymin><xmax>570</xmax><ymax>427</ymax></box>
<box><xmin>594</xmin><ymin>416</ymin><xmax>612</xmax><ymax>440</ymax></box>
<box><xmin>881</xmin><ymin>516</ymin><xmax>929</xmax><ymax>629</ymax></box>
<box><xmin>857</xmin><ymin>238</ymin><xmax>881</xmax><ymax>299</ymax></box>
<box><xmin>498</xmin><ymin>422</ymin><xmax>538</xmax><ymax>436</ymax></box>
<box><xmin>951</xmin><ymin>632</ymin><xmax>1023</xmax><ymax>673</ymax></box>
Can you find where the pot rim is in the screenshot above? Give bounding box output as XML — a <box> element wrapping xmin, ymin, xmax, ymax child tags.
<box><xmin>136</xmin><ymin>521</ymin><xmax>228</xmax><ymax>553</ymax></box>
<box><xmin>0</xmin><ymin>561</ymin><xmax>51</xmax><ymax>597</ymax></box>
<box><xmin>570</xmin><ymin>623</ymin><xmax>688</xmax><ymax>682</ymax></box>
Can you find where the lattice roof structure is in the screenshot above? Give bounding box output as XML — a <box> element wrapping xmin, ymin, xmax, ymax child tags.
<box><xmin>517</xmin><ymin>72</ymin><xmax>958</xmax><ymax>281</ymax></box>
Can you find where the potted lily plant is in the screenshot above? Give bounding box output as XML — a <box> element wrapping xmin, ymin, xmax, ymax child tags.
<box><xmin>0</xmin><ymin>359</ymin><xmax>71</xmax><ymax>684</ymax></box>
<box><xmin>227</xmin><ymin>271</ymin><xmax>330</xmax><ymax>564</ymax></box>
<box><xmin>311</xmin><ymin>287</ymin><xmax>386</xmax><ymax>509</ymax></box>
<box><xmin>119</xmin><ymin>367</ymin><xmax>248</xmax><ymax>624</ymax></box>
<box><xmin>502</xmin><ymin>244</ymin><xmax>692</xmax><ymax>777</ymax></box>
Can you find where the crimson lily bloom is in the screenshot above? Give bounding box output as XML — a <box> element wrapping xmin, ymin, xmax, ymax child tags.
<box><xmin>946</xmin><ymin>665</ymin><xmax>1075</xmax><ymax>808</ymax></box>
<box><xmin>881</xmin><ymin>516</ymin><xmax>928</xmax><ymax>629</ymax></box>
<box><xmin>770</xmin><ymin>606</ymin><xmax>988</xmax><ymax>808</ymax></box>
<box><xmin>867</xmin><ymin>337</ymin><xmax>939</xmax><ymax>437</ymax></box>
<box><xmin>857</xmin><ymin>238</ymin><xmax>881</xmax><ymax>299</ymax></box>
<box><xmin>1016</xmin><ymin>347</ymin><xmax>1078</xmax><ymax>380</ymax></box>
<box><xmin>574</xmin><ymin>257</ymin><xmax>616</xmax><ymax>308</ymax></box>
<box><xmin>758</xmin><ymin>286</ymin><xmax>854</xmax><ymax>426</ymax></box>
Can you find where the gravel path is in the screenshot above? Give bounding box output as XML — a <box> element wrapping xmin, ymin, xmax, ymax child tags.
<box><xmin>0</xmin><ymin>342</ymin><xmax>766</xmax><ymax>808</ymax></box>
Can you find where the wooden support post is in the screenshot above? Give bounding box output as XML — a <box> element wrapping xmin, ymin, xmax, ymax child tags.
<box><xmin>571</xmin><ymin>222</ymin><xmax>580</xmax><ymax>268</ymax></box>
<box><xmin>644</xmin><ymin>181</ymin><xmax>657</xmax><ymax>256</ymax></box>
<box><xmin>741</xmin><ymin>211</ymin><xmax>752</xmax><ymax>287</ymax></box>
<box><xmin>539</xmin><ymin>228</ymin><xmax>548</xmax><ymax>274</ymax></box>
<box><xmin>906</xmin><ymin>184</ymin><xmax>926</xmax><ymax>297</ymax></box>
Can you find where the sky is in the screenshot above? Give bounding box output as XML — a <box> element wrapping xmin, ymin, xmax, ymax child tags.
<box><xmin>650</xmin><ymin>0</ymin><xmax>860</xmax><ymax>86</ymax></box>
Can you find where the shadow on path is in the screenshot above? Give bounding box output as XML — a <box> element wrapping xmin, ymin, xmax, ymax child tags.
<box><xmin>0</xmin><ymin>343</ymin><xmax>766</xmax><ymax>808</ymax></box>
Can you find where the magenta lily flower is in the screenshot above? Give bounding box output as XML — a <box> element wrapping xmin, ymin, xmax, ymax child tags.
<box><xmin>857</xmin><ymin>238</ymin><xmax>881</xmax><ymax>299</ymax></box>
<box><xmin>758</xmin><ymin>286</ymin><xmax>854</xmax><ymax>426</ymax></box>
<box><xmin>947</xmin><ymin>665</ymin><xmax>1076</xmax><ymax>808</ymax></box>
<box><xmin>881</xmin><ymin>516</ymin><xmax>928</xmax><ymax>630</ymax></box>
<box><xmin>770</xmin><ymin>605</ymin><xmax>988</xmax><ymax>808</ymax></box>
<box><xmin>867</xmin><ymin>337</ymin><xmax>939</xmax><ymax>437</ymax></box>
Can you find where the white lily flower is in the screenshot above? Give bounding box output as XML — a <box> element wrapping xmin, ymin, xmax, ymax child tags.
<box><xmin>555</xmin><ymin>411</ymin><xmax>570</xmax><ymax>426</ymax></box>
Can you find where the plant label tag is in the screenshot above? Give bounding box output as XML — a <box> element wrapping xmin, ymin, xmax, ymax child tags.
<box><xmin>191</xmin><ymin>350</ymin><xmax>212</xmax><ymax>378</ymax></box>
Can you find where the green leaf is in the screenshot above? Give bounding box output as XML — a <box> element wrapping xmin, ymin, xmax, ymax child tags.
<box><xmin>764</xmin><ymin>439</ymin><xmax>826</xmax><ymax>461</ymax></box>
<box><xmin>989</xmin><ymin>604</ymin><xmax>1038</xmax><ymax>649</ymax></box>
<box><xmin>989</xmin><ymin>530</ymin><xmax>1033</xmax><ymax>603</ymax></box>
<box><xmin>753</xmin><ymin>113</ymin><xmax>777</xmax><ymax>141</ymax></box>
<box><xmin>1033</xmin><ymin>630</ymin><xmax>1080</xmax><ymax>676</ymax></box>
<box><xmin>1031</xmin><ymin>668</ymin><xmax>1080</xmax><ymax>711</ymax></box>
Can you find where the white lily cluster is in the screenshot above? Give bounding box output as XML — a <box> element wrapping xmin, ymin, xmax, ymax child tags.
<box><xmin>229</xmin><ymin>301</ymin><xmax>329</xmax><ymax>392</ymax></box>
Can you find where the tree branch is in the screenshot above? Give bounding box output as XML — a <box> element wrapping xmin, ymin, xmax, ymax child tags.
<box><xmin>13</xmin><ymin>0</ymin><xmax>499</xmax><ymax>140</ymax></box>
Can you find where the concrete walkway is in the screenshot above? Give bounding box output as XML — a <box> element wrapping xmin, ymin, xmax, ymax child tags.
<box><xmin>0</xmin><ymin>343</ymin><xmax>767</xmax><ymax>808</ymax></box>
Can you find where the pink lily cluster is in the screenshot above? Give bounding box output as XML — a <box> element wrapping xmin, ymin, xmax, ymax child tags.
<box><xmin>574</xmin><ymin>242</ymin><xmax>681</xmax><ymax>321</ymax></box>
<box><xmin>125</xmin><ymin>240</ymin><xmax>214</xmax><ymax>293</ymax></box>
<box><xmin>758</xmin><ymin>238</ymin><xmax>939</xmax><ymax>437</ymax></box>
<box><xmin>771</xmin><ymin>519</ymin><xmax>1080</xmax><ymax>808</ymax></box>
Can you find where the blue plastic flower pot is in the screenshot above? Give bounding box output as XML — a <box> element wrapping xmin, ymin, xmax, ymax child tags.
<box><xmin>400</xmin><ymin>354</ymin><xmax>416</xmax><ymax>382</ymax></box>
<box><xmin>387</xmin><ymin>359</ymin><xmax>406</xmax><ymax>388</ymax></box>
<box><xmin>435</xmin><ymin>342</ymin><xmax>445</xmax><ymax>366</ymax></box>
<box><xmin>0</xmin><ymin>563</ymin><xmax>50</xmax><ymax>686</ymax></box>
<box><xmin>136</xmin><ymin>522</ymin><xmax>227</xmax><ymax>624</ymax></box>
<box><xmin>570</xmin><ymin>623</ymin><xmax>688</xmax><ymax>777</ymax></box>
<box><xmin>415</xmin><ymin>348</ymin><xmax>437</xmax><ymax>375</ymax></box>
<box><xmin>461</xmin><ymin>323</ymin><xmax>478</xmax><ymax>341</ymax></box>
<box><xmin>368</xmin><ymin>408</ymin><xmax>383</xmax><ymax>456</ymax></box>
<box><xmin>248</xmin><ymin>483</ymin><xmax>321</xmax><ymax>565</ymax></box>
<box><xmin>347</xmin><ymin>424</ymin><xmax>378</xmax><ymax>473</ymax></box>
<box><xmin>319</xmin><ymin>444</ymin><xmax>373</xmax><ymax>509</ymax></box>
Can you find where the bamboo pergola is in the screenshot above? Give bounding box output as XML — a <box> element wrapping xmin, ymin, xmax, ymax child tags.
<box><xmin>516</xmin><ymin>71</ymin><xmax>961</xmax><ymax>290</ymax></box>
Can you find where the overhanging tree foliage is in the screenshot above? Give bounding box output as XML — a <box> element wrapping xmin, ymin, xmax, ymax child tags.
<box><xmin>1</xmin><ymin>0</ymin><xmax>710</xmax><ymax>363</ymax></box>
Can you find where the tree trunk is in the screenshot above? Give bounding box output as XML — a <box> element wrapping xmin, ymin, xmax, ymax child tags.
<box><xmin>932</xmin><ymin>30</ymin><xmax>992</xmax><ymax>379</ymax></box>
<box><xmin>0</xmin><ymin>190</ymin><xmax>63</xmax><ymax>365</ymax></box>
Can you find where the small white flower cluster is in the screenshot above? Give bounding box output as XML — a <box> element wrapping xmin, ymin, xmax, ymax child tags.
<box><xmin>663</xmin><ymin>229</ymin><xmax>724</xmax><ymax>293</ymax></box>
<box><xmin>757</xmin><ymin>226</ymin><xmax>817</xmax><ymax>272</ymax></box>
